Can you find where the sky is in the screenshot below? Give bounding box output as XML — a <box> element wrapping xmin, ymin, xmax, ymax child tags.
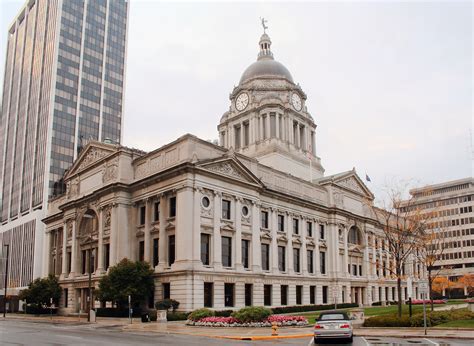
<box><xmin>0</xmin><ymin>0</ymin><xmax>472</xmax><ymax>200</ymax></box>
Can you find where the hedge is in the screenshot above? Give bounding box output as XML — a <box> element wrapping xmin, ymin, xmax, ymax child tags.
<box><xmin>231</xmin><ymin>306</ymin><xmax>272</xmax><ymax>323</ymax></box>
<box><xmin>271</xmin><ymin>303</ymin><xmax>358</xmax><ymax>314</ymax></box>
<box><xmin>214</xmin><ymin>310</ymin><xmax>233</xmax><ymax>317</ymax></box>
<box><xmin>363</xmin><ymin>308</ymin><xmax>474</xmax><ymax>327</ymax></box>
<box><xmin>95</xmin><ymin>307</ymin><xmax>143</xmax><ymax>318</ymax></box>
<box><xmin>371</xmin><ymin>301</ymin><xmax>398</xmax><ymax>306</ymax></box>
<box><xmin>188</xmin><ymin>308</ymin><xmax>214</xmax><ymax>321</ymax></box>
<box><xmin>25</xmin><ymin>305</ymin><xmax>58</xmax><ymax>315</ymax></box>
<box><xmin>167</xmin><ymin>312</ymin><xmax>189</xmax><ymax>321</ymax></box>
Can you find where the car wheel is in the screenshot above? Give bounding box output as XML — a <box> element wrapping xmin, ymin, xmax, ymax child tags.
<box><xmin>347</xmin><ymin>336</ymin><xmax>353</xmax><ymax>343</ymax></box>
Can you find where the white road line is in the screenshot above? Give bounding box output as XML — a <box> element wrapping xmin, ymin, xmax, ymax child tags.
<box><xmin>307</xmin><ymin>336</ymin><xmax>314</xmax><ymax>346</ymax></box>
<box><xmin>423</xmin><ymin>338</ymin><xmax>439</xmax><ymax>346</ymax></box>
<box><xmin>360</xmin><ymin>336</ymin><xmax>370</xmax><ymax>346</ymax></box>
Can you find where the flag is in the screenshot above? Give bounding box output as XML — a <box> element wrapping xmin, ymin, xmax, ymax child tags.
<box><xmin>365</xmin><ymin>174</ymin><xmax>371</xmax><ymax>182</ymax></box>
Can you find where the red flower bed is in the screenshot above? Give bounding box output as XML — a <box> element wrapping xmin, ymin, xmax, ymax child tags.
<box><xmin>198</xmin><ymin>316</ymin><xmax>240</xmax><ymax>324</ymax></box>
<box><xmin>267</xmin><ymin>315</ymin><xmax>308</xmax><ymax>323</ymax></box>
<box><xmin>411</xmin><ymin>299</ymin><xmax>446</xmax><ymax>305</ymax></box>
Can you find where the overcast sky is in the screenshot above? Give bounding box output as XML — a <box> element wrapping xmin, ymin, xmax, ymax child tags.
<box><xmin>1</xmin><ymin>0</ymin><xmax>472</xmax><ymax>199</ymax></box>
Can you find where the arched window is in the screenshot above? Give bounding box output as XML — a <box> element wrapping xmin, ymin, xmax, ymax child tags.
<box><xmin>348</xmin><ymin>227</ymin><xmax>362</xmax><ymax>245</ymax></box>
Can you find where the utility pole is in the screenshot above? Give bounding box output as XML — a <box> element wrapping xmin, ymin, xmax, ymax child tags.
<box><xmin>3</xmin><ymin>244</ymin><xmax>10</xmax><ymax>318</ymax></box>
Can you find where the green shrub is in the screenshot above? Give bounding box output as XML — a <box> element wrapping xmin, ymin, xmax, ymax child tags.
<box><xmin>155</xmin><ymin>299</ymin><xmax>180</xmax><ymax>312</ymax></box>
<box><xmin>363</xmin><ymin>315</ymin><xmax>411</xmax><ymax>327</ymax></box>
<box><xmin>95</xmin><ymin>307</ymin><xmax>142</xmax><ymax>317</ymax></box>
<box><xmin>147</xmin><ymin>310</ymin><xmax>157</xmax><ymax>322</ymax></box>
<box><xmin>231</xmin><ymin>306</ymin><xmax>272</xmax><ymax>323</ymax></box>
<box><xmin>167</xmin><ymin>312</ymin><xmax>189</xmax><ymax>321</ymax></box>
<box><xmin>272</xmin><ymin>303</ymin><xmax>358</xmax><ymax>314</ymax></box>
<box><xmin>214</xmin><ymin>310</ymin><xmax>233</xmax><ymax>317</ymax></box>
<box><xmin>188</xmin><ymin>308</ymin><xmax>215</xmax><ymax>321</ymax></box>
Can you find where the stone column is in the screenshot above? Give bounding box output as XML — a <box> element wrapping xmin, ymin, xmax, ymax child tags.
<box><xmin>295</xmin><ymin>122</ymin><xmax>300</xmax><ymax>148</ymax></box>
<box><xmin>44</xmin><ymin>230</ymin><xmax>52</xmax><ymax>276</ymax></box>
<box><xmin>276</xmin><ymin>113</ymin><xmax>280</xmax><ymax>139</ymax></box>
<box><xmin>213</xmin><ymin>192</ymin><xmax>222</xmax><ymax>269</ymax></box>
<box><xmin>287</xmin><ymin>213</ymin><xmax>294</xmax><ymax>274</ymax></box>
<box><xmin>192</xmin><ymin>188</ymin><xmax>202</xmax><ymax>264</ymax></box>
<box><xmin>271</xmin><ymin>208</ymin><xmax>279</xmax><ymax>273</ymax></box>
<box><xmin>61</xmin><ymin>221</ymin><xmax>68</xmax><ymax>278</ymax></box>
<box><xmin>315</xmin><ymin>221</ymin><xmax>321</xmax><ymax>275</ymax></box>
<box><xmin>157</xmin><ymin>194</ymin><xmax>167</xmax><ymax>271</ymax></box>
<box><xmin>266</xmin><ymin>114</ymin><xmax>270</xmax><ymax>139</ymax></box>
<box><xmin>175</xmin><ymin>187</ymin><xmax>194</xmax><ymax>269</ymax></box>
<box><xmin>109</xmin><ymin>203</ymin><xmax>118</xmax><ymax>266</ymax></box>
<box><xmin>251</xmin><ymin>201</ymin><xmax>261</xmax><ymax>272</ymax></box>
<box><xmin>343</xmin><ymin>227</ymin><xmax>349</xmax><ymax>277</ymax></box>
<box><xmin>363</xmin><ymin>232</ymin><xmax>369</xmax><ymax>277</ymax></box>
<box><xmin>235</xmin><ymin>197</ymin><xmax>243</xmax><ymax>270</ymax></box>
<box><xmin>70</xmin><ymin>221</ymin><xmax>78</xmax><ymax>277</ymax></box>
<box><xmin>97</xmin><ymin>207</ymin><xmax>104</xmax><ymax>273</ymax></box>
<box><xmin>372</xmin><ymin>234</ymin><xmax>377</xmax><ymax>277</ymax></box>
<box><xmin>144</xmin><ymin>198</ymin><xmax>152</xmax><ymax>263</ymax></box>
<box><xmin>301</xmin><ymin>217</ymin><xmax>308</xmax><ymax>275</ymax></box>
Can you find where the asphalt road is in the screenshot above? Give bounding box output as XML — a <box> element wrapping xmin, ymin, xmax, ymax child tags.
<box><xmin>0</xmin><ymin>321</ymin><xmax>472</xmax><ymax>346</ymax></box>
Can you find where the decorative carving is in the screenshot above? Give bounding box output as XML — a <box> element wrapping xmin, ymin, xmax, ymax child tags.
<box><xmin>337</xmin><ymin>177</ymin><xmax>365</xmax><ymax>195</ymax></box>
<box><xmin>206</xmin><ymin>162</ymin><xmax>246</xmax><ymax>181</ymax></box>
<box><xmin>102</xmin><ymin>158</ymin><xmax>118</xmax><ymax>183</ymax></box>
<box><xmin>334</xmin><ymin>192</ymin><xmax>344</xmax><ymax>208</ymax></box>
<box><xmin>67</xmin><ymin>220</ymin><xmax>73</xmax><ymax>239</ymax></box>
<box><xmin>78</xmin><ymin>148</ymin><xmax>110</xmax><ymax>171</ymax></box>
<box><xmin>67</xmin><ymin>177</ymin><xmax>80</xmax><ymax>198</ymax></box>
<box><xmin>103</xmin><ymin>206</ymin><xmax>111</xmax><ymax>229</ymax></box>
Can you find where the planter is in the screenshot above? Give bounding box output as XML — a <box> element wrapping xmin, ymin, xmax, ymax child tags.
<box><xmin>157</xmin><ymin>309</ymin><xmax>167</xmax><ymax>323</ymax></box>
<box><xmin>186</xmin><ymin>315</ymin><xmax>308</xmax><ymax>327</ymax></box>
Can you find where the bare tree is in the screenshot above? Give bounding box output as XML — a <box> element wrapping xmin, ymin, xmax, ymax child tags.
<box><xmin>368</xmin><ymin>184</ymin><xmax>429</xmax><ymax>318</ymax></box>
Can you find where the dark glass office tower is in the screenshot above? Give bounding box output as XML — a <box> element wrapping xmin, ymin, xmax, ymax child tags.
<box><xmin>0</xmin><ymin>0</ymin><xmax>128</xmax><ymax>294</ymax></box>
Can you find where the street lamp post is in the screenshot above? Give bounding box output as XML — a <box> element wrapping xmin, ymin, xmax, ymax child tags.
<box><xmin>3</xmin><ymin>244</ymin><xmax>10</xmax><ymax>318</ymax></box>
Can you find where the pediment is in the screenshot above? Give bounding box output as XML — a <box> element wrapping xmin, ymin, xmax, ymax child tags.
<box><xmin>64</xmin><ymin>142</ymin><xmax>116</xmax><ymax>179</ymax></box>
<box><xmin>260</xmin><ymin>231</ymin><xmax>272</xmax><ymax>240</ymax></box>
<box><xmin>221</xmin><ymin>222</ymin><xmax>235</xmax><ymax>232</ymax></box>
<box><xmin>319</xmin><ymin>171</ymin><xmax>374</xmax><ymax>199</ymax></box>
<box><xmin>198</xmin><ymin>157</ymin><xmax>262</xmax><ymax>186</ymax></box>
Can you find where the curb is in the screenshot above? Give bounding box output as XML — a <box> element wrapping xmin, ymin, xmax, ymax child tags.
<box><xmin>216</xmin><ymin>334</ymin><xmax>313</xmax><ymax>340</ymax></box>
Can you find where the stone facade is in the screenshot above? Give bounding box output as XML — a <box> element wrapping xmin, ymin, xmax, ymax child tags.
<box><xmin>42</xmin><ymin>31</ymin><xmax>425</xmax><ymax>314</ymax></box>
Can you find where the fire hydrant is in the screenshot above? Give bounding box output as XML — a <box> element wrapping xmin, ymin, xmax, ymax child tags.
<box><xmin>271</xmin><ymin>321</ymin><xmax>278</xmax><ymax>336</ymax></box>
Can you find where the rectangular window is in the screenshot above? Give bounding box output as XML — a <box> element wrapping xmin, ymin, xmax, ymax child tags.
<box><xmin>222</xmin><ymin>236</ymin><xmax>232</xmax><ymax>267</ymax></box>
<box><xmin>261</xmin><ymin>243</ymin><xmax>270</xmax><ymax>271</ymax></box>
<box><xmin>242</xmin><ymin>239</ymin><xmax>250</xmax><ymax>269</ymax></box>
<box><xmin>234</xmin><ymin>125</ymin><xmax>241</xmax><ymax>149</ymax></box>
<box><xmin>281</xmin><ymin>285</ymin><xmax>288</xmax><ymax>305</ymax></box>
<box><xmin>359</xmin><ymin>265</ymin><xmax>362</xmax><ymax>276</ymax></box>
<box><xmin>307</xmin><ymin>250</ymin><xmax>314</xmax><ymax>273</ymax></box>
<box><xmin>104</xmin><ymin>244</ymin><xmax>110</xmax><ymax>270</ymax></box>
<box><xmin>224</xmin><ymin>283</ymin><xmax>234</xmax><ymax>307</ymax></box>
<box><xmin>169</xmin><ymin>197</ymin><xmax>176</xmax><ymax>217</ymax></box>
<box><xmin>82</xmin><ymin>250</ymin><xmax>87</xmax><ymax>274</ymax></box>
<box><xmin>293</xmin><ymin>248</ymin><xmax>300</xmax><ymax>272</ymax></box>
<box><xmin>163</xmin><ymin>283</ymin><xmax>170</xmax><ymax>299</ymax></box>
<box><xmin>153</xmin><ymin>238</ymin><xmax>159</xmax><ymax>267</ymax></box>
<box><xmin>168</xmin><ymin>235</ymin><xmax>175</xmax><ymax>266</ymax></box>
<box><xmin>261</xmin><ymin>210</ymin><xmax>269</xmax><ymax>228</ymax></box>
<box><xmin>278</xmin><ymin>246</ymin><xmax>286</xmax><ymax>272</ymax></box>
<box><xmin>139</xmin><ymin>241</ymin><xmax>145</xmax><ymax>262</ymax></box>
<box><xmin>264</xmin><ymin>285</ymin><xmax>272</xmax><ymax>306</ymax></box>
<box><xmin>270</xmin><ymin>113</ymin><xmax>276</xmax><ymax>137</ymax></box>
<box><xmin>222</xmin><ymin>199</ymin><xmax>231</xmax><ymax>219</ymax></box>
<box><xmin>245</xmin><ymin>284</ymin><xmax>252</xmax><ymax>306</ymax></box>
<box><xmin>307</xmin><ymin>222</ymin><xmax>312</xmax><ymax>237</ymax></box>
<box><xmin>201</xmin><ymin>234</ymin><xmax>210</xmax><ymax>265</ymax></box>
<box><xmin>310</xmin><ymin>286</ymin><xmax>316</xmax><ymax>305</ymax></box>
<box><xmin>320</xmin><ymin>252</ymin><xmax>326</xmax><ymax>274</ymax></box>
<box><xmin>243</xmin><ymin>122</ymin><xmax>249</xmax><ymax>146</ymax></box>
<box><xmin>278</xmin><ymin>215</ymin><xmax>285</xmax><ymax>232</ymax></box>
<box><xmin>319</xmin><ymin>224</ymin><xmax>325</xmax><ymax>239</ymax></box>
<box><xmin>296</xmin><ymin>285</ymin><xmax>303</xmax><ymax>305</ymax></box>
<box><xmin>139</xmin><ymin>206</ymin><xmax>146</xmax><ymax>225</ymax></box>
<box><xmin>352</xmin><ymin>264</ymin><xmax>357</xmax><ymax>276</ymax></box>
<box><xmin>64</xmin><ymin>288</ymin><xmax>68</xmax><ymax>308</ymax></box>
<box><xmin>322</xmin><ymin>286</ymin><xmax>328</xmax><ymax>304</ymax></box>
<box><xmin>204</xmin><ymin>282</ymin><xmax>213</xmax><ymax>307</ymax></box>
<box><xmin>67</xmin><ymin>251</ymin><xmax>72</xmax><ymax>273</ymax></box>
<box><xmin>262</xmin><ymin>115</ymin><xmax>267</xmax><ymax>139</ymax></box>
<box><xmin>154</xmin><ymin>201</ymin><xmax>160</xmax><ymax>221</ymax></box>
<box><xmin>293</xmin><ymin>218</ymin><xmax>299</xmax><ymax>234</ymax></box>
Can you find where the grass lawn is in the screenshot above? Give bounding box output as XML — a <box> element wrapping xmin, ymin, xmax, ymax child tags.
<box><xmin>434</xmin><ymin>319</ymin><xmax>474</xmax><ymax>328</ymax></box>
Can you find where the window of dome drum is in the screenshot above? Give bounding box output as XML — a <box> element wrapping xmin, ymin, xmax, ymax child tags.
<box><xmin>242</xmin><ymin>205</ymin><xmax>249</xmax><ymax>217</ymax></box>
<box><xmin>201</xmin><ymin>196</ymin><xmax>210</xmax><ymax>208</ymax></box>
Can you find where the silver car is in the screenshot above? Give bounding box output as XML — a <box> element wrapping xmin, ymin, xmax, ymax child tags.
<box><xmin>314</xmin><ymin>311</ymin><xmax>353</xmax><ymax>343</ymax></box>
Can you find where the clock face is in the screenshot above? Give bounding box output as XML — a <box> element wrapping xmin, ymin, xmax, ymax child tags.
<box><xmin>235</xmin><ymin>92</ymin><xmax>249</xmax><ymax>111</ymax></box>
<box><xmin>291</xmin><ymin>93</ymin><xmax>302</xmax><ymax>111</ymax></box>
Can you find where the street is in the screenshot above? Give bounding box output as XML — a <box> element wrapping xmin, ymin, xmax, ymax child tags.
<box><xmin>0</xmin><ymin>320</ymin><xmax>472</xmax><ymax>346</ymax></box>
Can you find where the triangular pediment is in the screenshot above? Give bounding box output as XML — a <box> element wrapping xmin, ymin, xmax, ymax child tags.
<box><xmin>64</xmin><ymin>142</ymin><xmax>116</xmax><ymax>179</ymax></box>
<box><xmin>318</xmin><ymin>170</ymin><xmax>374</xmax><ymax>200</ymax></box>
<box><xmin>198</xmin><ymin>157</ymin><xmax>262</xmax><ymax>186</ymax></box>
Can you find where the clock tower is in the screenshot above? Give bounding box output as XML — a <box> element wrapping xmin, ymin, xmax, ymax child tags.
<box><xmin>218</xmin><ymin>29</ymin><xmax>324</xmax><ymax>181</ymax></box>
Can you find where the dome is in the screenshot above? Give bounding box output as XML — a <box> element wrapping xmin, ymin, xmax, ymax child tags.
<box><xmin>239</xmin><ymin>59</ymin><xmax>294</xmax><ymax>84</ymax></box>
<box><xmin>239</xmin><ymin>32</ymin><xmax>294</xmax><ymax>85</ymax></box>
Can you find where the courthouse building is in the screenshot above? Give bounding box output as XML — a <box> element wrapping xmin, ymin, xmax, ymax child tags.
<box><xmin>43</xmin><ymin>31</ymin><xmax>424</xmax><ymax>313</ymax></box>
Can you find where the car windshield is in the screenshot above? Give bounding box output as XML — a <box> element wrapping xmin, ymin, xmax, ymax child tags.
<box><xmin>319</xmin><ymin>314</ymin><xmax>346</xmax><ymax>321</ymax></box>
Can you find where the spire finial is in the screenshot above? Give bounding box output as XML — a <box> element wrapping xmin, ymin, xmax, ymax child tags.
<box><xmin>260</xmin><ymin>17</ymin><xmax>268</xmax><ymax>34</ymax></box>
